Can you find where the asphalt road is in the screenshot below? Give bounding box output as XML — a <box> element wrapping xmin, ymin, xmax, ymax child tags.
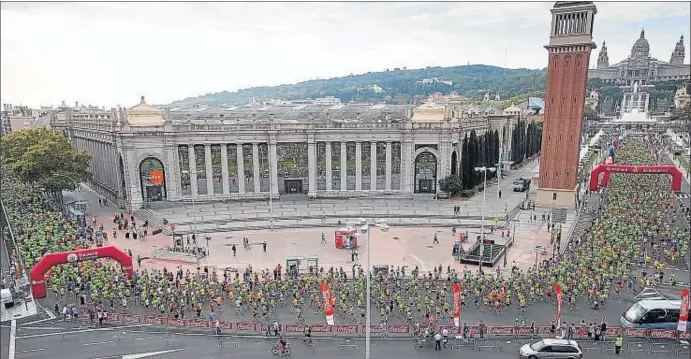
<box><xmin>9</xmin><ymin>322</ymin><xmax>664</xmax><ymax>359</ymax></box>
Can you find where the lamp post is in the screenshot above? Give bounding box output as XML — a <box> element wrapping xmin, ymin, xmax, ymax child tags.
<box><xmin>350</xmin><ymin>218</ymin><xmax>389</xmax><ymax>359</ymax></box>
<box><xmin>475</xmin><ymin>166</ymin><xmax>496</xmax><ymax>270</ymax></box>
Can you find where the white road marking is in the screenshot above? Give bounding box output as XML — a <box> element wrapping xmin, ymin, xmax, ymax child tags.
<box><xmin>409</xmin><ymin>254</ymin><xmax>428</xmax><ymax>272</ymax></box>
<box><xmin>17</xmin><ymin>348</ymin><xmax>47</xmax><ymax>354</ymax></box>
<box><xmin>45</xmin><ymin>308</ymin><xmax>56</xmax><ymax>319</ymax></box>
<box><xmin>122</xmin><ymin>349</ymin><xmax>184</xmax><ymax>359</ymax></box>
<box><xmin>9</xmin><ymin>320</ymin><xmax>16</xmax><ymax>359</ymax></box>
<box><xmin>14</xmin><ymin>324</ymin><xmax>146</xmax><ymax>339</ymax></box>
<box><xmin>82</xmin><ymin>340</ymin><xmax>114</xmax><ymax>346</ymax></box>
<box><xmin>19</xmin><ymin>326</ymin><xmax>71</xmax><ymax>330</ymax></box>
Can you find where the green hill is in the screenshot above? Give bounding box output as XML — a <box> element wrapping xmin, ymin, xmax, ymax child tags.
<box><xmin>169</xmin><ymin>65</ymin><xmax>548</xmax><ymax>107</ymax></box>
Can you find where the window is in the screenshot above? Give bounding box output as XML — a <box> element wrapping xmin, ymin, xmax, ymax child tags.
<box><xmin>641</xmin><ymin>309</ymin><xmax>667</xmax><ymax>324</ymax></box>
<box><xmin>553</xmin><ymin>193</ymin><xmax>557</xmax><ymax>200</ymax></box>
<box><xmin>665</xmin><ymin>309</ymin><xmax>680</xmax><ymax>322</ymax></box>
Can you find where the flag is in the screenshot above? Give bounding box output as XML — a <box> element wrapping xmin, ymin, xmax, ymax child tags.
<box><xmin>679</xmin><ymin>288</ymin><xmax>689</xmax><ymax>332</ymax></box>
<box><xmin>320</xmin><ymin>282</ymin><xmax>334</xmax><ymax>325</ymax></box>
<box><xmin>452</xmin><ymin>283</ymin><xmax>461</xmax><ymax>327</ymax></box>
<box><xmin>555</xmin><ymin>284</ymin><xmax>563</xmax><ymax>324</ymax></box>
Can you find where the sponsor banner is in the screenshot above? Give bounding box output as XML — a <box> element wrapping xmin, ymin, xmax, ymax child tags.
<box><xmin>188</xmin><ymin>320</ymin><xmax>210</xmax><ymax>329</ymax></box>
<box><xmin>515</xmin><ymin>326</ymin><xmax>539</xmax><ymax>337</ymax></box>
<box><xmin>438</xmin><ymin>325</ymin><xmax>480</xmax><ymax>336</ymax></box>
<box><xmin>284</xmin><ymin>324</ymin><xmax>334</xmax><ymax>334</ymax></box>
<box><xmin>144</xmin><ymin>316</ymin><xmax>165</xmax><ymax>326</ymax></box>
<box><xmin>121</xmin><ymin>314</ymin><xmax>142</xmax><ymax>324</ymax></box>
<box><xmin>321</xmin><ymin>282</ymin><xmax>335</xmax><ymax>326</ymax></box>
<box><xmin>678</xmin><ymin>331</ymin><xmax>690</xmax><ymax>340</ymax></box>
<box><xmin>649</xmin><ymin>329</ymin><xmax>676</xmax><ymax>340</ymax></box>
<box><xmin>679</xmin><ymin>288</ymin><xmax>690</xmax><ymax>332</ymax></box>
<box><xmin>217</xmin><ymin>321</ymin><xmax>233</xmax><ymax>330</ymax></box>
<box><xmin>541</xmin><ymin>326</ymin><xmax>555</xmax><ymax>336</ymax></box>
<box><xmin>388</xmin><ymin>325</ymin><xmax>409</xmax><ymax>334</ymax></box>
<box><xmin>555</xmin><ymin>284</ymin><xmax>562</xmax><ymax>324</ymax></box>
<box><xmin>490</xmin><ymin>325</ymin><xmax>515</xmax><ymax>336</ymax></box>
<box><xmin>335</xmin><ymin>325</ymin><xmax>358</xmax><ymax>335</ymax></box>
<box><xmin>167</xmin><ymin>318</ymin><xmax>187</xmax><ymax>327</ymax></box>
<box><xmin>104</xmin><ymin>313</ymin><xmax>121</xmax><ymax>323</ymax></box>
<box><xmin>362</xmin><ymin>325</ymin><xmax>382</xmax><ymax>334</ymax></box>
<box><xmin>258</xmin><ymin>323</ymin><xmax>283</xmax><ymax>333</ymax></box>
<box><xmin>605</xmin><ymin>327</ymin><xmax>621</xmax><ymax>337</ymax></box>
<box><xmin>452</xmin><ymin>283</ymin><xmax>461</xmax><ymax>327</ymax></box>
<box><xmin>621</xmin><ymin>327</ymin><xmax>647</xmax><ymax>338</ymax></box>
<box><xmin>236</xmin><ymin>322</ymin><xmax>257</xmax><ymax>331</ymax></box>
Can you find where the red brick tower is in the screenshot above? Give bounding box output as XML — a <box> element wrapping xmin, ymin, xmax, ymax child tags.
<box><xmin>536</xmin><ymin>2</ymin><xmax>597</xmax><ymax>208</ymax></box>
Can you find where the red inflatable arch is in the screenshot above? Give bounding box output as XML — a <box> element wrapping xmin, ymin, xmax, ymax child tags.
<box><xmin>589</xmin><ymin>164</ymin><xmax>683</xmax><ymax>192</ymax></box>
<box><xmin>30</xmin><ymin>246</ymin><xmax>133</xmax><ymax>298</ymax></box>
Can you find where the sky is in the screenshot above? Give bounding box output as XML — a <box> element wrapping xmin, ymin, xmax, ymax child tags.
<box><xmin>1</xmin><ymin>1</ymin><xmax>690</xmax><ymax>108</ymax></box>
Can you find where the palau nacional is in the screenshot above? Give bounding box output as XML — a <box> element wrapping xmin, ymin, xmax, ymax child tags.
<box><xmin>29</xmin><ymin>1</ymin><xmax>689</xmax><ymax>212</ymax></box>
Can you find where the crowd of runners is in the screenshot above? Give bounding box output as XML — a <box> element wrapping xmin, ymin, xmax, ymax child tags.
<box><xmin>1</xmin><ymin>137</ymin><xmax>689</xmax><ymax>335</ymax></box>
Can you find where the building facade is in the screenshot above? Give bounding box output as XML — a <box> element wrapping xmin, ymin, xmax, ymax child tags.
<box><xmin>589</xmin><ymin>31</ymin><xmax>690</xmax><ymax>84</ymax></box>
<box><xmin>51</xmin><ymin>97</ymin><xmax>517</xmax><ymax>210</ymax></box>
<box><xmin>537</xmin><ymin>1</ymin><xmax>597</xmax><ymax>208</ymax></box>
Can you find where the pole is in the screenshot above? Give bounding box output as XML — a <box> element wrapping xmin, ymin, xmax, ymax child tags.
<box><xmin>365</xmin><ymin>223</ymin><xmax>371</xmax><ymax>359</ymax></box>
<box><xmin>269</xmin><ymin>149</ymin><xmax>274</xmax><ymax>232</ymax></box>
<box><xmin>480</xmin><ymin>169</ymin><xmax>486</xmax><ymax>271</ymax></box>
<box><xmin>497</xmin><ymin>128</ymin><xmax>503</xmax><ymax>200</ymax></box>
<box><xmin>192</xmin><ymin>196</ymin><xmax>197</xmax><ymax>243</ymax></box>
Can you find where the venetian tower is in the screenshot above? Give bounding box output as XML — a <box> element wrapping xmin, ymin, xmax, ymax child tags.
<box><xmin>536</xmin><ymin>1</ymin><xmax>597</xmax><ymax>208</ymax></box>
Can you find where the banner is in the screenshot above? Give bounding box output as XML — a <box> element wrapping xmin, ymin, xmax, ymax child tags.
<box><xmin>321</xmin><ymin>282</ymin><xmax>335</xmax><ymax>325</ymax></box>
<box><xmin>555</xmin><ymin>284</ymin><xmax>562</xmax><ymax>324</ymax></box>
<box><xmin>452</xmin><ymin>283</ymin><xmax>461</xmax><ymax>327</ymax></box>
<box><xmin>679</xmin><ymin>288</ymin><xmax>689</xmax><ymax>332</ymax></box>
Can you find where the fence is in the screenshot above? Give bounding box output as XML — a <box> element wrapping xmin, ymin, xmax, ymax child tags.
<box><xmin>72</xmin><ymin>312</ymin><xmax>691</xmax><ymax>342</ymax></box>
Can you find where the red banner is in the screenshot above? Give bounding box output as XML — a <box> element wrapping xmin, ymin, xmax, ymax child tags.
<box><xmin>335</xmin><ymin>325</ymin><xmax>358</xmax><ymax>335</ymax></box>
<box><xmin>621</xmin><ymin>327</ymin><xmax>648</xmax><ymax>338</ymax></box>
<box><xmin>217</xmin><ymin>321</ymin><xmax>233</xmax><ymax>330</ymax></box>
<box><xmin>188</xmin><ymin>320</ymin><xmax>210</xmax><ymax>329</ymax></box>
<box><xmin>515</xmin><ymin>326</ymin><xmax>538</xmax><ymax>337</ymax></box>
<box><xmin>490</xmin><ymin>325</ymin><xmax>515</xmax><ymax>336</ymax></box>
<box><xmin>452</xmin><ymin>283</ymin><xmax>461</xmax><ymax>327</ymax></box>
<box><xmin>649</xmin><ymin>329</ymin><xmax>676</xmax><ymax>339</ymax></box>
<box><xmin>321</xmin><ymin>282</ymin><xmax>335</xmax><ymax>325</ymax></box>
<box><xmin>121</xmin><ymin>314</ymin><xmax>142</xmax><ymax>324</ymax></box>
<box><xmin>388</xmin><ymin>325</ymin><xmax>409</xmax><ymax>334</ymax></box>
<box><xmin>284</xmin><ymin>324</ymin><xmax>333</xmax><ymax>333</ymax></box>
<box><xmin>606</xmin><ymin>328</ymin><xmax>620</xmax><ymax>337</ymax></box>
<box><xmin>555</xmin><ymin>284</ymin><xmax>562</xmax><ymax>324</ymax></box>
<box><xmin>144</xmin><ymin>316</ymin><xmax>165</xmax><ymax>326</ymax></box>
<box><xmin>235</xmin><ymin>322</ymin><xmax>256</xmax><ymax>331</ymax></box>
<box><xmin>679</xmin><ymin>331</ymin><xmax>690</xmax><ymax>340</ymax></box>
<box><xmin>679</xmin><ymin>288</ymin><xmax>689</xmax><ymax>332</ymax></box>
<box><xmin>105</xmin><ymin>313</ymin><xmax>121</xmax><ymax>323</ymax></box>
<box><xmin>167</xmin><ymin>318</ymin><xmax>187</xmax><ymax>327</ymax></box>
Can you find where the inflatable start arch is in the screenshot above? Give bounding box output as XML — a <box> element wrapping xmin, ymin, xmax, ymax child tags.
<box><xmin>30</xmin><ymin>246</ymin><xmax>133</xmax><ymax>298</ymax></box>
<box><xmin>589</xmin><ymin>164</ymin><xmax>683</xmax><ymax>192</ymax></box>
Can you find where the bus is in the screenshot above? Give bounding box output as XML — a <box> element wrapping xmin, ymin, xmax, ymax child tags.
<box><xmin>620</xmin><ymin>299</ymin><xmax>690</xmax><ymax>330</ymax></box>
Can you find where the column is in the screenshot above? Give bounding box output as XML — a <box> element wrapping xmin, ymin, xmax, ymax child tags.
<box><xmin>188</xmin><ymin>145</ymin><xmax>198</xmax><ymax>197</ymax></box>
<box><xmin>220</xmin><ymin>145</ymin><xmax>230</xmax><ymax>195</ymax></box>
<box><xmin>402</xmin><ymin>140</ymin><xmax>414</xmax><ymax>194</ymax></box>
<box><xmin>644</xmin><ymin>94</ymin><xmax>649</xmax><ymax>113</ymax></box>
<box><xmin>236</xmin><ymin>144</ymin><xmax>245</xmax><ymax>194</ymax></box>
<box><xmin>205</xmin><ymin>144</ymin><xmax>214</xmax><ymax>195</ymax></box>
<box><xmin>308</xmin><ymin>140</ymin><xmax>317</xmax><ymax>196</ymax></box>
<box><xmin>164</xmin><ymin>145</ymin><xmax>179</xmax><ymax>200</ymax></box>
<box><xmin>325</xmin><ymin>142</ymin><xmax>332</xmax><ymax>191</ymax></box>
<box><xmin>252</xmin><ymin>143</ymin><xmax>261</xmax><ymax>192</ymax></box>
<box><xmin>269</xmin><ymin>141</ymin><xmax>279</xmax><ymax>195</ymax></box>
<box><xmin>385</xmin><ymin>141</ymin><xmax>392</xmax><ymax>191</ymax></box>
<box><xmin>340</xmin><ymin>142</ymin><xmax>347</xmax><ymax>191</ymax></box>
<box><xmin>370</xmin><ymin>143</ymin><xmax>377</xmax><ymax>190</ymax></box>
<box><xmin>355</xmin><ymin>142</ymin><xmax>362</xmax><ymax>191</ymax></box>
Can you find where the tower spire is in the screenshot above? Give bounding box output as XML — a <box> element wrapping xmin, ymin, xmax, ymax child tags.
<box><xmin>670</xmin><ymin>33</ymin><xmax>686</xmax><ymax>65</ymax></box>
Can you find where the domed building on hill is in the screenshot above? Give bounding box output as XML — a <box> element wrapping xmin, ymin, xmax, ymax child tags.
<box><xmin>588</xmin><ymin>30</ymin><xmax>690</xmax><ymax>84</ymax></box>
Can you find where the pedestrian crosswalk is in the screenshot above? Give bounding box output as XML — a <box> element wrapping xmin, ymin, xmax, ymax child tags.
<box><xmin>676</xmin><ymin>192</ymin><xmax>690</xmax><ymax>199</ymax></box>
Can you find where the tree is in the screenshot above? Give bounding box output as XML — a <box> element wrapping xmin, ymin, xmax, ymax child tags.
<box><xmin>1</xmin><ymin>128</ymin><xmax>92</xmax><ymax>198</ymax></box>
<box><xmin>583</xmin><ymin>107</ymin><xmax>599</xmax><ymax>121</ymax></box>
<box><xmin>439</xmin><ymin>174</ymin><xmax>463</xmax><ymax>197</ymax></box>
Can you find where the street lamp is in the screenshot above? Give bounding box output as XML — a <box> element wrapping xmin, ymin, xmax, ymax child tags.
<box><xmin>350</xmin><ymin>218</ymin><xmax>389</xmax><ymax>359</ymax></box>
<box><xmin>475</xmin><ymin>166</ymin><xmax>496</xmax><ymax>270</ymax></box>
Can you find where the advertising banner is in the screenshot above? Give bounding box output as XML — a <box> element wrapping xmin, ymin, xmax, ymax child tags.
<box><xmin>452</xmin><ymin>283</ymin><xmax>461</xmax><ymax>327</ymax></box>
<box><xmin>321</xmin><ymin>282</ymin><xmax>335</xmax><ymax>325</ymax></box>
<box><xmin>679</xmin><ymin>288</ymin><xmax>689</xmax><ymax>332</ymax></box>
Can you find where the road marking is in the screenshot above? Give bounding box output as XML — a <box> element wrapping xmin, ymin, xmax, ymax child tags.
<box><xmin>19</xmin><ymin>326</ymin><xmax>71</xmax><ymax>330</ymax></box>
<box><xmin>9</xmin><ymin>320</ymin><xmax>16</xmax><ymax>359</ymax></box>
<box><xmin>82</xmin><ymin>340</ymin><xmax>114</xmax><ymax>346</ymax></box>
<box><xmin>17</xmin><ymin>349</ymin><xmax>47</xmax><ymax>354</ymax></box>
<box><xmin>15</xmin><ymin>324</ymin><xmax>146</xmax><ymax>339</ymax></box>
<box><xmin>408</xmin><ymin>254</ymin><xmax>428</xmax><ymax>272</ymax></box>
<box><xmin>122</xmin><ymin>349</ymin><xmax>184</xmax><ymax>359</ymax></box>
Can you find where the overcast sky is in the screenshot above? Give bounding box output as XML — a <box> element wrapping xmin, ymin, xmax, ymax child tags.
<box><xmin>1</xmin><ymin>1</ymin><xmax>689</xmax><ymax>108</ymax></box>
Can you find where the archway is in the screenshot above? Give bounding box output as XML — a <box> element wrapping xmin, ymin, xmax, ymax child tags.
<box><xmin>414</xmin><ymin>151</ymin><xmax>438</xmax><ymax>193</ymax></box>
<box><xmin>589</xmin><ymin>164</ymin><xmax>683</xmax><ymax>192</ymax></box>
<box><xmin>30</xmin><ymin>247</ymin><xmax>133</xmax><ymax>298</ymax></box>
<box><xmin>451</xmin><ymin>151</ymin><xmax>458</xmax><ymax>176</ymax></box>
<box><xmin>139</xmin><ymin>157</ymin><xmax>167</xmax><ymax>202</ymax></box>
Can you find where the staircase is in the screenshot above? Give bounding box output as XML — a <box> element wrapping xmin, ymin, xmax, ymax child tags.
<box><xmin>133</xmin><ymin>208</ymin><xmax>173</xmax><ymax>236</ymax></box>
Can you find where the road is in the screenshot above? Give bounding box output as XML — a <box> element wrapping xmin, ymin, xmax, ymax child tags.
<box><xmin>8</xmin><ymin>322</ymin><xmax>664</xmax><ymax>359</ymax></box>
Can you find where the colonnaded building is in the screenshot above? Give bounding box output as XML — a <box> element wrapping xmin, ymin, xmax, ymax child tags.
<box><xmin>50</xmin><ymin>97</ymin><xmax>519</xmax><ymax>210</ymax></box>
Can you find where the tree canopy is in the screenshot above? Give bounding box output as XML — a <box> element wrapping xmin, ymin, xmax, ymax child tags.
<box><xmin>1</xmin><ymin>128</ymin><xmax>91</xmax><ymax>192</ymax></box>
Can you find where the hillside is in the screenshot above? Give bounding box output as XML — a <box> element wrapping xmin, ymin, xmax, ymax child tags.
<box><xmin>169</xmin><ymin>65</ymin><xmax>548</xmax><ymax>107</ymax></box>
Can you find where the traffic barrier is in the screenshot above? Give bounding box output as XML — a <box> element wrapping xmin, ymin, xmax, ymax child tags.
<box><xmin>338</xmin><ymin>337</ymin><xmax>358</xmax><ymax>350</ymax></box>
<box><xmin>649</xmin><ymin>342</ymin><xmax>674</xmax><ymax>355</ymax></box>
<box><xmin>677</xmin><ymin>340</ymin><xmax>690</xmax><ymax>355</ymax></box>
<box><xmin>67</xmin><ymin>313</ymin><xmax>691</xmax><ymax>343</ymax></box>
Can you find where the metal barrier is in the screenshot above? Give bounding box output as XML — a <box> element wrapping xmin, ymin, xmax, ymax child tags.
<box><xmin>474</xmin><ymin>338</ymin><xmax>502</xmax><ymax>351</ymax></box>
<box><xmin>676</xmin><ymin>340</ymin><xmax>690</xmax><ymax>355</ymax></box>
<box><xmin>649</xmin><ymin>342</ymin><xmax>674</xmax><ymax>355</ymax></box>
<box><xmin>338</xmin><ymin>337</ymin><xmax>357</xmax><ymax>350</ymax></box>
<box><xmin>453</xmin><ymin>336</ymin><xmax>476</xmax><ymax>350</ymax></box>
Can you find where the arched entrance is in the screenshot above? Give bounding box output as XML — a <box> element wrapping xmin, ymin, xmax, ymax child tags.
<box><xmin>589</xmin><ymin>164</ymin><xmax>683</xmax><ymax>192</ymax></box>
<box><xmin>139</xmin><ymin>157</ymin><xmax>167</xmax><ymax>202</ymax></box>
<box><xmin>414</xmin><ymin>151</ymin><xmax>438</xmax><ymax>193</ymax></box>
<box><xmin>451</xmin><ymin>151</ymin><xmax>458</xmax><ymax>176</ymax></box>
<box><xmin>30</xmin><ymin>247</ymin><xmax>133</xmax><ymax>298</ymax></box>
